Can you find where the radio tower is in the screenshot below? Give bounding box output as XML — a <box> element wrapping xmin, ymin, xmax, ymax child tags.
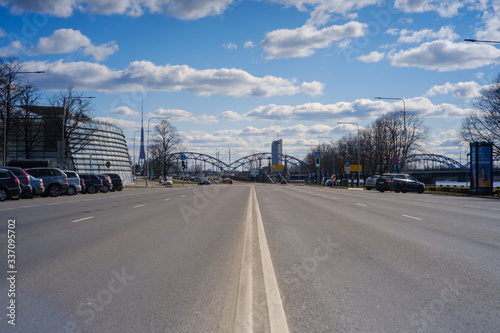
<box><xmin>138</xmin><ymin>108</ymin><xmax>146</xmax><ymax>174</ymax></box>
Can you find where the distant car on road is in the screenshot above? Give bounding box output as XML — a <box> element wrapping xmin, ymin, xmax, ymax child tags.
<box><xmin>222</xmin><ymin>178</ymin><xmax>234</xmax><ymax>184</ymax></box>
<box><xmin>25</xmin><ymin>167</ymin><xmax>68</xmax><ymax>197</ymax></box>
<box><xmin>198</xmin><ymin>177</ymin><xmax>211</xmax><ymax>185</ymax></box>
<box><xmin>63</xmin><ymin>170</ymin><xmax>82</xmax><ymax>196</ymax></box>
<box><xmin>375</xmin><ymin>174</ymin><xmax>425</xmax><ymax>193</ymax></box>
<box><xmin>0</xmin><ymin>168</ymin><xmax>22</xmax><ymax>201</ymax></box>
<box><xmin>365</xmin><ymin>175</ymin><xmax>380</xmax><ymax>190</ymax></box>
<box><xmin>164</xmin><ymin>178</ymin><xmax>173</xmax><ymax>187</ymax></box>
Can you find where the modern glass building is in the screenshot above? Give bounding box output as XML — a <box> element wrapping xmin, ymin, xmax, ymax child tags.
<box><xmin>271</xmin><ymin>139</ymin><xmax>283</xmax><ymax>166</ymax></box>
<box><xmin>1</xmin><ymin>106</ymin><xmax>133</xmax><ymax>183</ymax></box>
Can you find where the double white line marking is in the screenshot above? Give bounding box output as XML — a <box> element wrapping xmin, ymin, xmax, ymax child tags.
<box><xmin>233</xmin><ymin>186</ymin><xmax>289</xmax><ymax>333</ymax></box>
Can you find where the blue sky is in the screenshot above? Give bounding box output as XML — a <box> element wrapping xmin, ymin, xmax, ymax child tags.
<box><xmin>1</xmin><ymin>0</ymin><xmax>500</xmax><ymax>165</ymax></box>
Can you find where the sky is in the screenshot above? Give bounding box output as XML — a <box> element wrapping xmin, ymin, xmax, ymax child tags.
<box><xmin>1</xmin><ymin>0</ymin><xmax>500</xmax><ymax>166</ymax></box>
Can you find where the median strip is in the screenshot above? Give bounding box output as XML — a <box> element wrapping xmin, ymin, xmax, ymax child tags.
<box><xmin>71</xmin><ymin>216</ymin><xmax>95</xmax><ymax>223</ymax></box>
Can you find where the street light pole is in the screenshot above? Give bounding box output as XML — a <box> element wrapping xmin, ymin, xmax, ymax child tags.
<box><xmin>61</xmin><ymin>96</ymin><xmax>95</xmax><ymax>169</ymax></box>
<box><xmin>464</xmin><ymin>39</ymin><xmax>500</xmax><ymax>44</ymax></box>
<box><xmin>2</xmin><ymin>70</ymin><xmax>44</xmax><ymax>166</ymax></box>
<box><xmin>146</xmin><ymin>116</ymin><xmax>170</xmax><ymax>186</ymax></box>
<box><xmin>337</xmin><ymin>122</ymin><xmax>360</xmax><ymax>186</ymax></box>
<box><xmin>375</xmin><ymin>96</ymin><xmax>407</xmax><ymax>172</ymax></box>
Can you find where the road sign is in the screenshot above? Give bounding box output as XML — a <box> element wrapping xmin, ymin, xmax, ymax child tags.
<box><xmin>345</xmin><ymin>162</ymin><xmax>350</xmax><ymax>174</ymax></box>
<box><xmin>392</xmin><ymin>156</ymin><xmax>399</xmax><ymax>164</ymax></box>
<box><xmin>271</xmin><ymin>165</ymin><xmax>285</xmax><ymax>170</ymax></box>
<box><xmin>392</xmin><ymin>163</ymin><xmax>399</xmax><ymax>171</ymax></box>
<box><xmin>315</xmin><ymin>152</ymin><xmax>321</xmax><ymax>158</ymax></box>
<box><xmin>349</xmin><ymin>164</ymin><xmax>362</xmax><ymax>172</ymax></box>
<box><xmin>180</xmin><ymin>154</ymin><xmax>186</xmax><ymax>161</ymax></box>
<box><xmin>312</xmin><ymin>172</ymin><xmax>316</xmax><ymax>177</ymax></box>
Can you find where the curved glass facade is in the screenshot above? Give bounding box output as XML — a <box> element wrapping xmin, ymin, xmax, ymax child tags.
<box><xmin>70</xmin><ymin>121</ymin><xmax>133</xmax><ymax>183</ymax></box>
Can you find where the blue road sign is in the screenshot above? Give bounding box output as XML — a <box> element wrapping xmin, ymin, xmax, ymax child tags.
<box><xmin>180</xmin><ymin>154</ymin><xmax>186</xmax><ymax>161</ymax></box>
<box><xmin>392</xmin><ymin>163</ymin><xmax>399</xmax><ymax>170</ymax></box>
<box><xmin>345</xmin><ymin>162</ymin><xmax>350</xmax><ymax>167</ymax></box>
<box><xmin>315</xmin><ymin>152</ymin><xmax>321</xmax><ymax>158</ymax></box>
<box><xmin>312</xmin><ymin>172</ymin><xmax>316</xmax><ymax>177</ymax></box>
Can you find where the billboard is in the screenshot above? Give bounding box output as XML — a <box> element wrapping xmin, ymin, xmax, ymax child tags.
<box><xmin>469</xmin><ymin>142</ymin><xmax>494</xmax><ymax>195</ymax></box>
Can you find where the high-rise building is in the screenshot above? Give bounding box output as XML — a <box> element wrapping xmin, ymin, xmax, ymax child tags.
<box><xmin>271</xmin><ymin>139</ymin><xmax>282</xmax><ymax>166</ymax></box>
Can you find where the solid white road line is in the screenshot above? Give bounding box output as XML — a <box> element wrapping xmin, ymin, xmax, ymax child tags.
<box><xmin>252</xmin><ymin>186</ymin><xmax>290</xmax><ymax>333</ymax></box>
<box><xmin>71</xmin><ymin>216</ymin><xmax>94</xmax><ymax>223</ymax></box>
<box><xmin>163</xmin><ymin>198</ymin><xmax>170</xmax><ymax>201</ymax></box>
<box><xmin>356</xmin><ymin>203</ymin><xmax>367</xmax><ymax>207</ymax></box>
<box><xmin>133</xmin><ymin>204</ymin><xmax>145</xmax><ymax>208</ymax></box>
<box><xmin>233</xmin><ymin>187</ymin><xmax>254</xmax><ymax>333</ymax></box>
<box><xmin>402</xmin><ymin>214</ymin><xmax>422</xmax><ymax>221</ymax></box>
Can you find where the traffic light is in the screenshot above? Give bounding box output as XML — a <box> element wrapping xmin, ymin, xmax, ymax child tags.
<box><xmin>181</xmin><ymin>161</ymin><xmax>185</xmax><ymax>169</ymax></box>
<box><xmin>315</xmin><ymin>157</ymin><xmax>320</xmax><ymax>167</ymax></box>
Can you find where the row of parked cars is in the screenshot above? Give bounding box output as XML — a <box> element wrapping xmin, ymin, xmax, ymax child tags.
<box><xmin>0</xmin><ymin>166</ymin><xmax>125</xmax><ymax>201</ymax></box>
<box><xmin>365</xmin><ymin>173</ymin><xmax>425</xmax><ymax>193</ymax></box>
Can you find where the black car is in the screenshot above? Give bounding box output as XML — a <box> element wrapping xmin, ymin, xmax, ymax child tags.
<box><xmin>104</xmin><ymin>173</ymin><xmax>125</xmax><ymax>191</ymax></box>
<box><xmin>1</xmin><ymin>166</ymin><xmax>34</xmax><ymax>198</ymax></box>
<box><xmin>97</xmin><ymin>174</ymin><xmax>113</xmax><ymax>193</ymax></box>
<box><xmin>79</xmin><ymin>174</ymin><xmax>104</xmax><ymax>194</ymax></box>
<box><xmin>375</xmin><ymin>174</ymin><xmax>425</xmax><ymax>193</ymax></box>
<box><xmin>25</xmin><ymin>168</ymin><xmax>69</xmax><ymax>197</ymax></box>
<box><xmin>0</xmin><ymin>168</ymin><xmax>22</xmax><ymax>201</ymax></box>
<box><xmin>198</xmin><ymin>177</ymin><xmax>211</xmax><ymax>185</ymax></box>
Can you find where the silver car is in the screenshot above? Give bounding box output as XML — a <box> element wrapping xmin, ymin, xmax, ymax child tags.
<box><xmin>365</xmin><ymin>175</ymin><xmax>380</xmax><ymax>190</ymax></box>
<box><xmin>63</xmin><ymin>170</ymin><xmax>82</xmax><ymax>196</ymax></box>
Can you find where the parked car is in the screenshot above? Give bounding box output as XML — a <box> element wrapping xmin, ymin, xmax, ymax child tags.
<box><xmin>222</xmin><ymin>178</ymin><xmax>234</xmax><ymax>184</ymax></box>
<box><xmin>63</xmin><ymin>170</ymin><xmax>82</xmax><ymax>196</ymax></box>
<box><xmin>0</xmin><ymin>169</ymin><xmax>22</xmax><ymax>201</ymax></box>
<box><xmin>375</xmin><ymin>174</ymin><xmax>425</xmax><ymax>193</ymax></box>
<box><xmin>2</xmin><ymin>166</ymin><xmax>33</xmax><ymax>198</ymax></box>
<box><xmin>79</xmin><ymin>174</ymin><xmax>103</xmax><ymax>194</ymax></box>
<box><xmin>198</xmin><ymin>177</ymin><xmax>211</xmax><ymax>185</ymax></box>
<box><xmin>97</xmin><ymin>174</ymin><xmax>113</xmax><ymax>193</ymax></box>
<box><xmin>28</xmin><ymin>175</ymin><xmax>45</xmax><ymax>196</ymax></box>
<box><xmin>365</xmin><ymin>175</ymin><xmax>380</xmax><ymax>190</ymax></box>
<box><xmin>211</xmin><ymin>178</ymin><xmax>222</xmax><ymax>183</ymax></box>
<box><xmin>25</xmin><ymin>168</ymin><xmax>69</xmax><ymax>197</ymax></box>
<box><xmin>104</xmin><ymin>173</ymin><xmax>124</xmax><ymax>191</ymax></box>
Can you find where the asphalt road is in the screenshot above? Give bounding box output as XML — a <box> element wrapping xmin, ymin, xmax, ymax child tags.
<box><xmin>0</xmin><ymin>183</ymin><xmax>499</xmax><ymax>332</ymax></box>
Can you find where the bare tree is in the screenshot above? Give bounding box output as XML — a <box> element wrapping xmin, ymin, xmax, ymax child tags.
<box><xmin>15</xmin><ymin>82</ymin><xmax>43</xmax><ymax>159</ymax></box>
<box><xmin>460</xmin><ymin>75</ymin><xmax>500</xmax><ymax>157</ymax></box>
<box><xmin>150</xmin><ymin>120</ymin><xmax>181</xmax><ymax>177</ymax></box>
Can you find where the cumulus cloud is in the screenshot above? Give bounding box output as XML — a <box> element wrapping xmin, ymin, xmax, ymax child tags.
<box><xmin>152</xmin><ymin>108</ymin><xmax>219</xmax><ymax>124</ymax></box>
<box><xmin>357</xmin><ymin>51</ymin><xmax>385</xmax><ymax>63</ymax></box>
<box><xmin>389</xmin><ymin>40</ymin><xmax>500</xmax><ymax>71</ymax></box>
<box><xmin>0</xmin><ymin>0</ymin><xmax>234</xmax><ymax>19</ymax></box>
<box><xmin>33</xmin><ymin>29</ymin><xmax>118</xmax><ymax>61</ymax></box>
<box><xmin>107</xmin><ymin>106</ymin><xmax>140</xmax><ymax>117</ymax></box>
<box><xmin>222</xmin><ymin>42</ymin><xmax>238</xmax><ymax>50</ymax></box>
<box><xmin>22</xmin><ymin>60</ymin><xmax>324</xmax><ymax>96</ymax></box>
<box><xmin>394</xmin><ymin>0</ymin><xmax>467</xmax><ymax>17</ymax></box>
<box><xmin>396</xmin><ymin>26</ymin><xmax>459</xmax><ymax>43</ymax></box>
<box><xmin>261</xmin><ymin>21</ymin><xmax>367</xmax><ymax>59</ymax></box>
<box><xmin>424</xmin><ymin>81</ymin><xmax>482</xmax><ymax>98</ymax></box>
<box><xmin>0</xmin><ymin>41</ymin><xmax>25</xmax><ymax>57</ymax></box>
<box><xmin>244</xmin><ymin>41</ymin><xmax>254</xmax><ymax>49</ymax></box>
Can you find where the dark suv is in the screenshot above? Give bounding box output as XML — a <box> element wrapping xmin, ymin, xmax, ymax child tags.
<box><xmin>25</xmin><ymin>168</ymin><xmax>69</xmax><ymax>197</ymax></box>
<box><xmin>97</xmin><ymin>174</ymin><xmax>113</xmax><ymax>193</ymax></box>
<box><xmin>0</xmin><ymin>169</ymin><xmax>22</xmax><ymax>201</ymax></box>
<box><xmin>375</xmin><ymin>174</ymin><xmax>425</xmax><ymax>193</ymax></box>
<box><xmin>104</xmin><ymin>173</ymin><xmax>124</xmax><ymax>191</ymax></box>
<box><xmin>79</xmin><ymin>174</ymin><xmax>103</xmax><ymax>194</ymax></box>
<box><xmin>2</xmin><ymin>166</ymin><xmax>33</xmax><ymax>198</ymax></box>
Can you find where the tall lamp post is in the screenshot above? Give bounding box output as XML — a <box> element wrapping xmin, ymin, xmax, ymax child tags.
<box><xmin>2</xmin><ymin>70</ymin><xmax>44</xmax><ymax>166</ymax></box>
<box><xmin>375</xmin><ymin>96</ymin><xmax>407</xmax><ymax>172</ymax></box>
<box><xmin>464</xmin><ymin>39</ymin><xmax>500</xmax><ymax>44</ymax></box>
<box><xmin>319</xmin><ymin>136</ymin><xmax>335</xmax><ymax>179</ymax></box>
<box><xmin>146</xmin><ymin>116</ymin><xmax>170</xmax><ymax>186</ymax></box>
<box><xmin>337</xmin><ymin>122</ymin><xmax>361</xmax><ymax>186</ymax></box>
<box><xmin>61</xmin><ymin>96</ymin><xmax>95</xmax><ymax>169</ymax></box>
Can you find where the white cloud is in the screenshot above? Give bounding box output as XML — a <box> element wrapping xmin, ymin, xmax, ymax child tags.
<box><xmin>424</xmin><ymin>81</ymin><xmax>482</xmax><ymax>98</ymax></box>
<box><xmin>152</xmin><ymin>108</ymin><xmax>219</xmax><ymax>124</ymax></box>
<box><xmin>244</xmin><ymin>41</ymin><xmax>254</xmax><ymax>49</ymax></box>
<box><xmin>0</xmin><ymin>28</ymin><xmax>6</xmax><ymax>38</ymax></box>
<box><xmin>34</xmin><ymin>29</ymin><xmax>118</xmax><ymax>61</ymax></box>
<box><xmin>0</xmin><ymin>41</ymin><xmax>25</xmax><ymax>57</ymax></box>
<box><xmin>396</xmin><ymin>26</ymin><xmax>459</xmax><ymax>43</ymax></box>
<box><xmin>394</xmin><ymin>0</ymin><xmax>469</xmax><ymax>17</ymax></box>
<box><xmin>22</xmin><ymin>60</ymin><xmax>324</xmax><ymax>97</ymax></box>
<box><xmin>475</xmin><ymin>1</ymin><xmax>500</xmax><ymax>40</ymax></box>
<box><xmin>261</xmin><ymin>21</ymin><xmax>367</xmax><ymax>59</ymax></box>
<box><xmin>222</xmin><ymin>42</ymin><xmax>238</xmax><ymax>50</ymax></box>
<box><xmin>0</xmin><ymin>0</ymin><xmax>234</xmax><ymax>19</ymax></box>
<box><xmin>390</xmin><ymin>40</ymin><xmax>500</xmax><ymax>71</ymax></box>
<box><xmin>357</xmin><ymin>51</ymin><xmax>385</xmax><ymax>63</ymax></box>
<box><xmin>108</xmin><ymin>106</ymin><xmax>140</xmax><ymax>117</ymax></box>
